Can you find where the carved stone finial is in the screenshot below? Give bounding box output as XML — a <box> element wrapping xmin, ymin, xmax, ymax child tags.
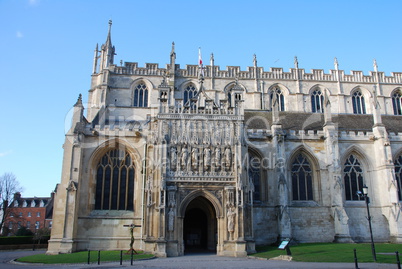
<box><xmin>74</xmin><ymin>94</ymin><xmax>83</xmax><ymax>106</ymax></box>
<box><xmin>253</xmin><ymin>54</ymin><xmax>257</xmax><ymax>66</ymax></box>
<box><xmin>334</xmin><ymin>57</ymin><xmax>339</xmax><ymax>70</ymax></box>
<box><xmin>171</xmin><ymin>41</ymin><xmax>175</xmax><ymax>56</ymax></box>
<box><xmin>294</xmin><ymin>56</ymin><xmax>299</xmax><ymax>69</ymax></box>
<box><xmin>373</xmin><ymin>59</ymin><xmax>378</xmax><ymax>72</ymax></box>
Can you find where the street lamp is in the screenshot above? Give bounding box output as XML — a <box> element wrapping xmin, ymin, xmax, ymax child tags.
<box><xmin>357</xmin><ymin>184</ymin><xmax>377</xmax><ymax>262</ymax></box>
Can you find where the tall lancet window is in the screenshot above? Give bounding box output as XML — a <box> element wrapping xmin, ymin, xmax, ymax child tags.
<box><xmin>270</xmin><ymin>87</ymin><xmax>285</xmax><ymax>111</ymax></box>
<box><xmin>248</xmin><ymin>151</ymin><xmax>261</xmax><ymax>202</ymax></box>
<box><xmin>352</xmin><ymin>90</ymin><xmax>366</xmax><ymax>114</ymax></box>
<box><xmin>343</xmin><ymin>154</ymin><xmax>365</xmax><ymax>201</ymax></box>
<box><xmin>95</xmin><ymin>148</ymin><xmax>135</xmax><ymax>210</ymax></box>
<box><xmin>311</xmin><ymin>89</ymin><xmax>324</xmax><ymax>113</ymax></box>
<box><xmin>184</xmin><ymin>84</ymin><xmax>197</xmax><ymax>106</ymax></box>
<box><xmin>291</xmin><ymin>153</ymin><xmax>313</xmax><ymax>200</ymax></box>
<box><xmin>133</xmin><ymin>83</ymin><xmax>148</xmax><ymax>107</ymax></box>
<box><xmin>227</xmin><ymin>90</ymin><xmax>232</xmax><ymax>107</ymax></box>
<box><xmin>394</xmin><ymin>154</ymin><xmax>402</xmax><ymax>201</ymax></box>
<box><xmin>392</xmin><ymin>90</ymin><xmax>402</xmax><ymax>115</ymax></box>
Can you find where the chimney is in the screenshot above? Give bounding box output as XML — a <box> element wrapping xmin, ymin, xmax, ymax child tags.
<box><xmin>13</xmin><ymin>192</ymin><xmax>21</xmax><ymax>200</ymax></box>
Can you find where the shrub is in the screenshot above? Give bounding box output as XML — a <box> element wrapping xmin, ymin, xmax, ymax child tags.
<box><xmin>15</xmin><ymin>227</ymin><xmax>34</xmax><ymax>236</ymax></box>
<box><xmin>0</xmin><ymin>236</ymin><xmax>33</xmax><ymax>245</ymax></box>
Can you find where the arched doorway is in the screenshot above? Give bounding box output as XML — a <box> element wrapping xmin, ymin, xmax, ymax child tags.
<box><xmin>183</xmin><ymin>196</ymin><xmax>217</xmax><ymax>253</ymax></box>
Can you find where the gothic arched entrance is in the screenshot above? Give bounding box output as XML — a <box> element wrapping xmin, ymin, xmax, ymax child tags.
<box><xmin>183</xmin><ymin>196</ymin><xmax>217</xmax><ymax>253</ymax></box>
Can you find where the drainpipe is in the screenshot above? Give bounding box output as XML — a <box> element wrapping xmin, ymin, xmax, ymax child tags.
<box><xmin>140</xmin><ymin>142</ymin><xmax>147</xmax><ymax>250</ymax></box>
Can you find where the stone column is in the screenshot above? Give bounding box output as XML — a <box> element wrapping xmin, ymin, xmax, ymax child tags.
<box><xmin>324</xmin><ymin>124</ymin><xmax>351</xmax><ymax>242</ymax></box>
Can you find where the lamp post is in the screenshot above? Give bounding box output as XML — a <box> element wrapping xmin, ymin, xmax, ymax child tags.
<box><xmin>358</xmin><ymin>185</ymin><xmax>377</xmax><ymax>262</ymax></box>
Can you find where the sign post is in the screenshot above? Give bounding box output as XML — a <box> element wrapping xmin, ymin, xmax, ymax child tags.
<box><xmin>278</xmin><ymin>239</ymin><xmax>292</xmax><ymax>256</ymax></box>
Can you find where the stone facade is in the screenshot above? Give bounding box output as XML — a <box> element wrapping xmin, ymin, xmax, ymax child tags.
<box><xmin>47</xmin><ymin>21</ymin><xmax>402</xmax><ymax>257</ymax></box>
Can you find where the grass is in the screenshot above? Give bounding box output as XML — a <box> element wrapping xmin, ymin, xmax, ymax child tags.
<box><xmin>250</xmin><ymin>243</ymin><xmax>402</xmax><ymax>264</ymax></box>
<box><xmin>15</xmin><ymin>243</ymin><xmax>402</xmax><ymax>264</ymax></box>
<box><xmin>16</xmin><ymin>250</ymin><xmax>154</xmax><ymax>264</ymax></box>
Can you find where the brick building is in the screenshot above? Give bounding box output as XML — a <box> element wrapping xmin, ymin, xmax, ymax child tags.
<box><xmin>5</xmin><ymin>192</ymin><xmax>54</xmax><ymax>235</ymax></box>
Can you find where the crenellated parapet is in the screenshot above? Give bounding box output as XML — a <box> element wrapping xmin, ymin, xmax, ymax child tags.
<box><xmin>246</xmin><ymin>128</ymin><xmax>402</xmax><ymax>143</ymax></box>
<box><xmin>109</xmin><ymin>62</ymin><xmax>402</xmax><ymax>84</ymax></box>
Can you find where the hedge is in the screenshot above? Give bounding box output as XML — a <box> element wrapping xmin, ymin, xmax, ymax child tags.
<box><xmin>0</xmin><ymin>236</ymin><xmax>50</xmax><ymax>245</ymax></box>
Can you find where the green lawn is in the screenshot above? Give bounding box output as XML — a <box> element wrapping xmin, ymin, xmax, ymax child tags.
<box><xmin>16</xmin><ymin>250</ymin><xmax>154</xmax><ymax>264</ymax></box>
<box><xmin>250</xmin><ymin>243</ymin><xmax>402</xmax><ymax>264</ymax></box>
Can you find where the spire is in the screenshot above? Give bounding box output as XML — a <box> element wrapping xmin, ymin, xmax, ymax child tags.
<box><xmin>170</xmin><ymin>42</ymin><xmax>176</xmax><ymax>58</ymax></box>
<box><xmin>74</xmin><ymin>94</ymin><xmax>83</xmax><ymax>107</ymax></box>
<box><xmin>92</xmin><ymin>43</ymin><xmax>99</xmax><ymax>74</ymax></box>
<box><xmin>105</xmin><ymin>19</ymin><xmax>113</xmax><ymax>47</ymax></box>
<box><xmin>373</xmin><ymin>59</ymin><xmax>378</xmax><ymax>72</ymax></box>
<box><xmin>100</xmin><ymin>20</ymin><xmax>115</xmax><ymax>70</ymax></box>
<box><xmin>169</xmin><ymin>42</ymin><xmax>176</xmax><ymax>75</ymax></box>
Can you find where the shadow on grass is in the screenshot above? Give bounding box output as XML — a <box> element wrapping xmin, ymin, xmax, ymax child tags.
<box><xmin>16</xmin><ymin>250</ymin><xmax>155</xmax><ymax>264</ymax></box>
<box><xmin>250</xmin><ymin>243</ymin><xmax>402</xmax><ymax>264</ymax></box>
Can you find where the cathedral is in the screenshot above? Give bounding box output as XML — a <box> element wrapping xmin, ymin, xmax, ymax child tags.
<box><xmin>47</xmin><ymin>21</ymin><xmax>402</xmax><ymax>257</ymax></box>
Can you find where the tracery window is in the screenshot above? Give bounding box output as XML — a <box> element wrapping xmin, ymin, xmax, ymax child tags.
<box><xmin>133</xmin><ymin>83</ymin><xmax>148</xmax><ymax>107</ymax></box>
<box><xmin>270</xmin><ymin>87</ymin><xmax>285</xmax><ymax>111</ymax></box>
<box><xmin>352</xmin><ymin>90</ymin><xmax>366</xmax><ymax>114</ymax></box>
<box><xmin>394</xmin><ymin>154</ymin><xmax>402</xmax><ymax>201</ymax></box>
<box><xmin>184</xmin><ymin>84</ymin><xmax>197</xmax><ymax>106</ymax></box>
<box><xmin>95</xmin><ymin>148</ymin><xmax>135</xmax><ymax>210</ymax></box>
<box><xmin>291</xmin><ymin>153</ymin><xmax>313</xmax><ymax>200</ymax></box>
<box><xmin>311</xmin><ymin>89</ymin><xmax>324</xmax><ymax>113</ymax></box>
<box><xmin>343</xmin><ymin>154</ymin><xmax>365</xmax><ymax>201</ymax></box>
<box><xmin>248</xmin><ymin>152</ymin><xmax>261</xmax><ymax>202</ymax></box>
<box><xmin>392</xmin><ymin>90</ymin><xmax>402</xmax><ymax>115</ymax></box>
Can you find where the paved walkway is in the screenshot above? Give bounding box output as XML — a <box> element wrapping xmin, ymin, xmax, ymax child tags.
<box><xmin>0</xmin><ymin>250</ymin><xmax>398</xmax><ymax>269</ymax></box>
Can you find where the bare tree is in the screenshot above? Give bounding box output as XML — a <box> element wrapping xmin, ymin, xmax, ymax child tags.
<box><xmin>0</xmin><ymin>173</ymin><xmax>22</xmax><ymax>235</ymax></box>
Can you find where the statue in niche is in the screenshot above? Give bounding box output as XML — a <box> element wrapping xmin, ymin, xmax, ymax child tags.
<box><xmin>191</xmin><ymin>147</ymin><xmax>199</xmax><ymax>169</ymax></box>
<box><xmin>227</xmin><ymin>206</ymin><xmax>236</xmax><ymax>239</ymax></box>
<box><xmin>168</xmin><ymin>208</ymin><xmax>175</xmax><ymax>232</ymax></box>
<box><xmin>214</xmin><ymin>147</ymin><xmax>221</xmax><ymax>168</ymax></box>
<box><xmin>204</xmin><ymin>147</ymin><xmax>211</xmax><ymax>168</ymax></box>
<box><xmin>181</xmin><ymin>147</ymin><xmax>188</xmax><ymax>168</ymax></box>
<box><xmin>224</xmin><ymin>147</ymin><xmax>231</xmax><ymax>169</ymax></box>
<box><xmin>170</xmin><ymin>147</ymin><xmax>177</xmax><ymax>170</ymax></box>
<box><xmin>214</xmin><ymin>127</ymin><xmax>221</xmax><ymax>145</ymax></box>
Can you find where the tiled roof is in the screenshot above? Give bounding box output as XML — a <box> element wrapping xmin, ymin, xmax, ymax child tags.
<box><xmin>244</xmin><ymin>111</ymin><xmax>402</xmax><ymax>133</ymax></box>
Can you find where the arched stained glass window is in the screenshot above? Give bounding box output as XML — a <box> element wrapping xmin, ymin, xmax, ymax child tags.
<box><xmin>95</xmin><ymin>148</ymin><xmax>135</xmax><ymax>210</ymax></box>
<box><xmin>133</xmin><ymin>83</ymin><xmax>148</xmax><ymax>107</ymax></box>
<box><xmin>392</xmin><ymin>90</ymin><xmax>402</xmax><ymax>115</ymax></box>
<box><xmin>248</xmin><ymin>152</ymin><xmax>261</xmax><ymax>202</ymax></box>
<box><xmin>394</xmin><ymin>154</ymin><xmax>402</xmax><ymax>201</ymax></box>
<box><xmin>184</xmin><ymin>84</ymin><xmax>197</xmax><ymax>106</ymax></box>
<box><xmin>343</xmin><ymin>154</ymin><xmax>364</xmax><ymax>201</ymax></box>
<box><xmin>291</xmin><ymin>153</ymin><xmax>313</xmax><ymax>200</ymax></box>
<box><xmin>311</xmin><ymin>89</ymin><xmax>324</xmax><ymax>113</ymax></box>
<box><xmin>352</xmin><ymin>90</ymin><xmax>366</xmax><ymax>114</ymax></box>
<box><xmin>270</xmin><ymin>87</ymin><xmax>285</xmax><ymax>111</ymax></box>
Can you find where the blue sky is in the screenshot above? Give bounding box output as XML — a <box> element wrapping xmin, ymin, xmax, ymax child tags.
<box><xmin>1</xmin><ymin>0</ymin><xmax>401</xmax><ymax>197</ymax></box>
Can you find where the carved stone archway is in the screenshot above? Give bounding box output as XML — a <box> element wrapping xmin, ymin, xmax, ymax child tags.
<box><xmin>183</xmin><ymin>196</ymin><xmax>217</xmax><ymax>252</ymax></box>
